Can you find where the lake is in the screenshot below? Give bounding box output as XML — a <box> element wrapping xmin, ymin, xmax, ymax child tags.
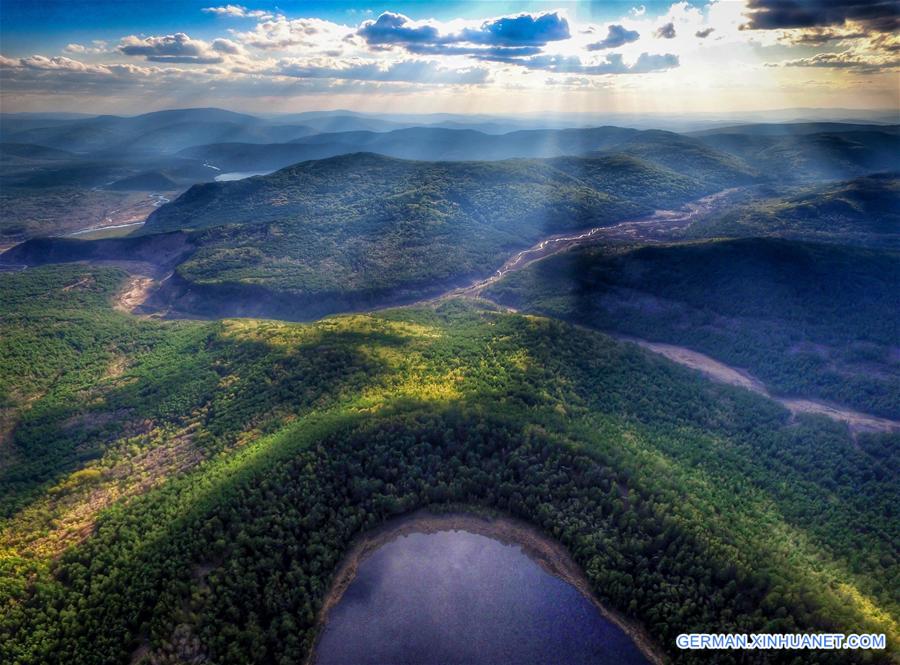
<box><xmin>314</xmin><ymin>521</ymin><xmax>651</xmax><ymax>665</ymax></box>
<box><xmin>214</xmin><ymin>171</ymin><xmax>273</xmax><ymax>182</ymax></box>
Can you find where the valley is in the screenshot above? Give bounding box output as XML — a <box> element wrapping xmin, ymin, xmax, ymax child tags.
<box><xmin>4</xmin><ymin>0</ymin><xmax>900</xmax><ymax>660</ymax></box>
<box><xmin>2</xmin><ymin>265</ymin><xmax>898</xmax><ymax>665</ymax></box>
<box><xmin>1</xmin><ymin>108</ymin><xmax>898</xmax><ymax>665</ymax></box>
<box><xmin>620</xmin><ymin>338</ymin><xmax>899</xmax><ymax>434</ymax></box>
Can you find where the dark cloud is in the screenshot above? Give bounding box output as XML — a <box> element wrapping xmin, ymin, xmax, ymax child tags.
<box><xmin>779</xmin><ymin>27</ymin><xmax>876</xmax><ymax>46</ymax></box>
<box><xmin>118</xmin><ymin>33</ymin><xmax>224</xmax><ymax>64</ymax></box>
<box><xmin>459</xmin><ymin>12</ymin><xmax>570</xmax><ymax>46</ymax></box>
<box><xmin>357</xmin><ymin>12</ymin><xmax>441</xmax><ymax>44</ymax></box>
<box><xmin>742</xmin><ymin>0</ymin><xmax>900</xmax><ymax>34</ymax></box>
<box><xmin>655</xmin><ymin>22</ymin><xmax>676</xmax><ymax>39</ymax></box>
<box><xmin>695</xmin><ymin>28</ymin><xmax>715</xmax><ymax>38</ymax></box>
<box><xmin>356</xmin><ymin>11</ymin><xmax>570</xmax><ymax>49</ymax></box>
<box><xmin>488</xmin><ymin>52</ymin><xmax>678</xmax><ymax>75</ymax></box>
<box><xmin>586</xmin><ymin>24</ymin><xmax>640</xmax><ymax>50</ymax></box>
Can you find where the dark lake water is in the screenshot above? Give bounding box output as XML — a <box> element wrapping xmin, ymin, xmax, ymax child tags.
<box><xmin>314</xmin><ymin>528</ymin><xmax>649</xmax><ymax>665</ymax></box>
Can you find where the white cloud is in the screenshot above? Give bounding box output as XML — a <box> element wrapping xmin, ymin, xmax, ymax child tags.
<box><xmin>64</xmin><ymin>40</ymin><xmax>109</xmax><ymax>55</ymax></box>
<box><xmin>273</xmin><ymin>58</ymin><xmax>489</xmax><ymax>84</ymax></box>
<box><xmin>233</xmin><ymin>16</ymin><xmax>354</xmax><ymax>51</ymax></box>
<box><xmin>2</xmin><ymin>1</ymin><xmax>897</xmax><ymax>111</ymax></box>
<box><xmin>203</xmin><ymin>5</ymin><xmax>273</xmax><ymax>20</ymax></box>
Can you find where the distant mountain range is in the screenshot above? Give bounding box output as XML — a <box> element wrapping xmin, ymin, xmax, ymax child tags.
<box><xmin>1</xmin><ymin>108</ymin><xmax>898</xmax><ymax>250</ymax></box>
<box><xmin>177</xmin><ymin>123</ymin><xmax>899</xmax><ymax>184</ymax></box>
<box><xmin>0</xmin><ymin>108</ymin><xmax>315</xmax><ymax>154</ymax></box>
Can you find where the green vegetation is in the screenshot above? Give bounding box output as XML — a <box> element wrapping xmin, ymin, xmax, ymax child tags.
<box><xmin>124</xmin><ymin>152</ymin><xmax>723</xmax><ymax>316</ymax></box>
<box><xmin>1</xmin><ymin>266</ymin><xmax>897</xmax><ymax>664</ymax></box>
<box><xmin>485</xmin><ymin>237</ymin><xmax>900</xmax><ymax>419</ymax></box>
<box><xmin>684</xmin><ymin>175</ymin><xmax>900</xmax><ymax>247</ymax></box>
<box><xmin>586</xmin><ymin>129</ymin><xmax>758</xmax><ymax>190</ymax></box>
<box><xmin>693</xmin><ymin>129</ymin><xmax>900</xmax><ymax>182</ymax></box>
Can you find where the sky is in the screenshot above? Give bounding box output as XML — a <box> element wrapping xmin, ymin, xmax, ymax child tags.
<box><xmin>1</xmin><ymin>0</ymin><xmax>898</xmax><ymax>116</ymax></box>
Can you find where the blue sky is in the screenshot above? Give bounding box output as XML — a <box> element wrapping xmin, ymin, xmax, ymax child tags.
<box><xmin>1</xmin><ymin>1</ymin><xmax>698</xmax><ymax>54</ymax></box>
<box><xmin>1</xmin><ymin>1</ymin><xmax>897</xmax><ymax>114</ymax></box>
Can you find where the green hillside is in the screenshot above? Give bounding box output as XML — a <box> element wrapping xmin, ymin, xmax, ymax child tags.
<box><xmin>684</xmin><ymin>174</ymin><xmax>900</xmax><ymax>247</ymax></box>
<box><xmin>0</xmin><ymin>265</ymin><xmax>897</xmax><ymax>664</ymax></box>
<box><xmin>485</xmin><ymin>237</ymin><xmax>900</xmax><ymax>418</ymax></box>
<box><xmin>6</xmin><ymin>151</ymin><xmax>723</xmax><ymax>318</ymax></box>
<box><xmin>589</xmin><ymin>130</ymin><xmax>759</xmax><ymax>189</ymax></box>
<box><xmin>695</xmin><ymin>130</ymin><xmax>900</xmax><ymax>182</ymax></box>
<box><xmin>141</xmin><ymin>152</ymin><xmax>708</xmax><ymax>235</ymax></box>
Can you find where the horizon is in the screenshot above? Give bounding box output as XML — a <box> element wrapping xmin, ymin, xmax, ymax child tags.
<box><xmin>3</xmin><ymin>104</ymin><xmax>900</xmax><ymax>118</ymax></box>
<box><xmin>2</xmin><ymin>0</ymin><xmax>899</xmax><ymax>116</ymax></box>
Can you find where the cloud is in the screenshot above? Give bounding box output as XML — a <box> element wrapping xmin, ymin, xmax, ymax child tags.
<box><xmin>742</xmin><ymin>0</ymin><xmax>900</xmax><ymax>34</ymax></box>
<box><xmin>0</xmin><ymin>55</ymin><xmax>204</xmax><ymax>94</ymax></box>
<box><xmin>871</xmin><ymin>33</ymin><xmax>900</xmax><ymax>52</ymax></box>
<box><xmin>782</xmin><ymin>28</ymin><xmax>868</xmax><ymax>45</ymax></box>
<box><xmin>356</xmin><ymin>11</ymin><xmax>570</xmax><ymax>48</ymax></box>
<box><xmin>233</xmin><ymin>16</ymin><xmax>351</xmax><ymax>50</ymax></box>
<box><xmin>695</xmin><ymin>28</ymin><xmax>715</xmax><ymax>38</ymax></box>
<box><xmin>655</xmin><ymin>22</ymin><xmax>676</xmax><ymax>39</ymax></box>
<box><xmin>211</xmin><ymin>38</ymin><xmax>242</xmax><ymax>55</ymax></box>
<box><xmin>587</xmin><ymin>24</ymin><xmax>640</xmax><ymax>50</ymax></box>
<box><xmin>460</xmin><ymin>12</ymin><xmax>571</xmax><ymax>46</ymax></box>
<box><xmin>357</xmin><ymin>12</ymin><xmax>441</xmax><ymax>45</ymax></box>
<box><xmin>406</xmin><ymin>44</ymin><xmax>543</xmax><ymax>58</ymax></box>
<box><xmin>0</xmin><ymin>52</ymin><xmax>485</xmax><ymax>101</ymax></box>
<box><xmin>495</xmin><ymin>52</ymin><xmax>679</xmax><ymax>75</ymax></box>
<box><xmin>203</xmin><ymin>5</ymin><xmax>273</xmax><ymax>20</ymax></box>
<box><xmin>630</xmin><ymin>52</ymin><xmax>680</xmax><ymax>73</ymax></box>
<box><xmin>64</xmin><ymin>40</ymin><xmax>109</xmax><ymax>55</ymax></box>
<box><xmin>273</xmin><ymin>58</ymin><xmax>489</xmax><ymax>84</ymax></box>
<box><xmin>118</xmin><ymin>33</ymin><xmax>227</xmax><ymax>64</ymax></box>
<box><xmin>777</xmin><ymin>50</ymin><xmax>900</xmax><ymax>73</ymax></box>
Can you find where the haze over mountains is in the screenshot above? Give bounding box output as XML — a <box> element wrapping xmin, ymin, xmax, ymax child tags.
<box><xmin>4</xmin><ymin>0</ymin><xmax>900</xmax><ymax>658</ymax></box>
<box><xmin>3</xmin><ymin>107</ymin><xmax>899</xmax><ymax>319</ymax></box>
<box><xmin>1</xmin><ymin>106</ymin><xmax>897</xmax><ymax>251</ymax></box>
<box><xmin>2</xmin><ymin>105</ymin><xmax>899</xmax><ymax>665</ymax></box>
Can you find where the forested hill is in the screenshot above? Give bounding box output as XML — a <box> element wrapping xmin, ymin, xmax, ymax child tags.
<box><xmin>141</xmin><ymin>151</ymin><xmax>728</xmax><ymax>234</ymax></box>
<box><xmin>683</xmin><ymin>174</ymin><xmax>900</xmax><ymax>247</ymax></box>
<box><xmin>4</xmin><ymin>151</ymin><xmax>734</xmax><ymax>319</ymax></box>
<box><xmin>0</xmin><ymin>265</ymin><xmax>897</xmax><ymax>664</ymax></box>
<box><xmin>5</xmin><ymin>151</ymin><xmax>747</xmax><ymax>320</ymax></box>
<box><xmin>485</xmin><ymin>236</ymin><xmax>900</xmax><ymax>419</ymax></box>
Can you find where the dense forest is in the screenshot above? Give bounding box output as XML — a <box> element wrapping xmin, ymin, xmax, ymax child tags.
<box><xmin>485</xmin><ymin>236</ymin><xmax>900</xmax><ymax>419</ymax></box>
<box><xmin>3</xmin><ymin>151</ymin><xmax>736</xmax><ymax>318</ymax></box>
<box><xmin>682</xmin><ymin>175</ymin><xmax>900</xmax><ymax>248</ymax></box>
<box><xmin>1</xmin><ymin>265</ymin><xmax>897</xmax><ymax>663</ymax></box>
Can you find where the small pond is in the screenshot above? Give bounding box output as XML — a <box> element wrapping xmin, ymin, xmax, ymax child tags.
<box><xmin>314</xmin><ymin>522</ymin><xmax>650</xmax><ymax>665</ymax></box>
